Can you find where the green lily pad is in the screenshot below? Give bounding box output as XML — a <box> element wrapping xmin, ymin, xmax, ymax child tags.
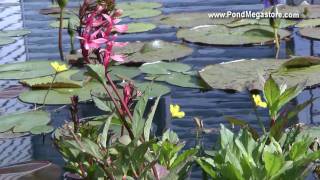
<box><xmin>110</xmin><ymin>66</ymin><xmax>141</xmax><ymax>81</ymax></box>
<box><xmin>20</xmin><ymin>70</ymin><xmax>82</xmax><ymax>88</ymax></box>
<box><xmin>49</xmin><ymin>17</ymin><xmax>79</xmax><ymax>29</ymax></box>
<box><xmin>19</xmin><ymin>81</ymin><xmax>104</xmax><ymax>105</ymax></box>
<box><xmin>226</xmin><ymin>18</ymin><xmax>296</xmax><ymax>28</ymax></box>
<box><xmin>126</xmin><ymin>22</ymin><xmax>156</xmax><ymax>33</ymax></box>
<box><xmin>139</xmin><ymin>61</ymin><xmax>191</xmax><ymax>75</ymax></box>
<box><xmin>0</xmin><ymin>29</ymin><xmax>31</xmax><ymax>37</ymax></box>
<box><xmin>145</xmin><ymin>72</ymin><xmax>204</xmax><ymax>89</ymax></box>
<box><xmin>0</xmin><ymin>61</ymin><xmax>57</xmax><ymax>80</ymax></box>
<box><xmin>299</xmin><ymin>27</ymin><xmax>320</xmax><ymax>40</ymax></box>
<box><xmin>199</xmin><ymin>56</ymin><xmax>320</xmax><ymax>92</ymax></box>
<box><xmin>30</xmin><ymin>125</ymin><xmax>54</xmax><ymax>135</ymax></box>
<box><xmin>0</xmin><ymin>37</ymin><xmax>15</xmax><ymax>46</ymax></box>
<box><xmin>117</xmin><ymin>2</ymin><xmax>162</xmax><ymax>19</ymax></box>
<box><xmin>135</xmin><ymin>82</ymin><xmax>171</xmax><ymax>97</ymax></box>
<box><xmin>153</xmin><ymin>12</ymin><xmax>234</xmax><ymax>28</ymax></box>
<box><xmin>296</xmin><ymin>19</ymin><xmax>320</xmax><ymax>28</ymax></box>
<box><xmin>115</xmin><ymin>40</ymin><xmax>193</xmax><ymax>63</ymax></box>
<box><xmin>0</xmin><ymin>111</ymin><xmax>51</xmax><ymax>134</ymax></box>
<box><xmin>177</xmin><ymin>24</ymin><xmax>291</xmax><ymax>46</ymax></box>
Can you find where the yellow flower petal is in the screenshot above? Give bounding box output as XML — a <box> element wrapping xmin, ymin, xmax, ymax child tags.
<box><xmin>170</xmin><ymin>104</ymin><xmax>185</xmax><ymax>119</ymax></box>
<box><xmin>50</xmin><ymin>61</ymin><xmax>68</xmax><ymax>73</ymax></box>
<box><xmin>252</xmin><ymin>94</ymin><xmax>267</xmax><ymax>108</ymax></box>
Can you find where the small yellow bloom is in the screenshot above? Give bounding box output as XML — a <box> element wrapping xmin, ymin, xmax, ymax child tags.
<box><xmin>252</xmin><ymin>94</ymin><xmax>267</xmax><ymax>108</ymax></box>
<box><xmin>170</xmin><ymin>104</ymin><xmax>185</xmax><ymax>119</ymax></box>
<box><xmin>50</xmin><ymin>61</ymin><xmax>68</xmax><ymax>73</ymax></box>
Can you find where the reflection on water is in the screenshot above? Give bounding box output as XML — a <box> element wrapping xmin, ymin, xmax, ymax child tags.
<box><xmin>1</xmin><ymin>1</ymin><xmax>320</xmax><ymax>179</ymax></box>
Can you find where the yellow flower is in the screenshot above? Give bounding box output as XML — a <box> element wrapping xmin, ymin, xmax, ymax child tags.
<box><xmin>252</xmin><ymin>94</ymin><xmax>267</xmax><ymax>108</ymax></box>
<box><xmin>50</xmin><ymin>61</ymin><xmax>68</xmax><ymax>73</ymax></box>
<box><xmin>170</xmin><ymin>104</ymin><xmax>185</xmax><ymax>119</ymax></box>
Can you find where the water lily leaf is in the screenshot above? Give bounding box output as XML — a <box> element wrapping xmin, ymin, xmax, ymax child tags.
<box><xmin>135</xmin><ymin>82</ymin><xmax>171</xmax><ymax>97</ymax></box>
<box><xmin>115</xmin><ymin>40</ymin><xmax>193</xmax><ymax>63</ymax></box>
<box><xmin>226</xmin><ymin>18</ymin><xmax>296</xmax><ymax>28</ymax></box>
<box><xmin>122</xmin><ymin>9</ymin><xmax>162</xmax><ymax>19</ymax></box>
<box><xmin>177</xmin><ymin>25</ymin><xmax>291</xmax><ymax>46</ymax></box>
<box><xmin>0</xmin><ymin>37</ymin><xmax>15</xmax><ymax>46</ymax></box>
<box><xmin>0</xmin><ymin>161</ymin><xmax>62</xmax><ymax>179</ymax></box>
<box><xmin>126</xmin><ymin>22</ymin><xmax>156</xmax><ymax>33</ymax></box>
<box><xmin>30</xmin><ymin>125</ymin><xmax>54</xmax><ymax>134</ymax></box>
<box><xmin>0</xmin><ymin>111</ymin><xmax>51</xmax><ymax>134</ymax></box>
<box><xmin>154</xmin><ymin>12</ymin><xmax>234</xmax><ymax>28</ymax></box>
<box><xmin>0</xmin><ymin>61</ymin><xmax>56</xmax><ymax>80</ymax></box>
<box><xmin>20</xmin><ymin>70</ymin><xmax>82</xmax><ymax>88</ymax></box>
<box><xmin>296</xmin><ymin>19</ymin><xmax>320</xmax><ymax>28</ymax></box>
<box><xmin>110</xmin><ymin>66</ymin><xmax>141</xmax><ymax>81</ymax></box>
<box><xmin>145</xmin><ymin>72</ymin><xmax>203</xmax><ymax>89</ymax></box>
<box><xmin>0</xmin><ymin>29</ymin><xmax>31</xmax><ymax>37</ymax></box>
<box><xmin>299</xmin><ymin>27</ymin><xmax>320</xmax><ymax>40</ymax></box>
<box><xmin>49</xmin><ymin>17</ymin><xmax>79</xmax><ymax>29</ymax></box>
<box><xmin>199</xmin><ymin>56</ymin><xmax>320</xmax><ymax>92</ymax></box>
<box><xmin>19</xmin><ymin>81</ymin><xmax>104</xmax><ymax>105</ymax></box>
<box><xmin>117</xmin><ymin>2</ymin><xmax>162</xmax><ymax>19</ymax></box>
<box><xmin>140</xmin><ymin>61</ymin><xmax>191</xmax><ymax>75</ymax></box>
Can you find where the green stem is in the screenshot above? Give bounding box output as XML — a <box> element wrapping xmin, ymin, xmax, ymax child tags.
<box><xmin>274</xmin><ymin>28</ymin><xmax>280</xmax><ymax>59</ymax></box>
<box><xmin>42</xmin><ymin>72</ymin><xmax>58</xmax><ymax>107</ymax></box>
<box><xmin>59</xmin><ymin>8</ymin><xmax>65</xmax><ymax>61</ymax></box>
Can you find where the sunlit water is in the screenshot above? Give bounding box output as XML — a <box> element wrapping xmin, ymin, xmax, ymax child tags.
<box><xmin>1</xmin><ymin>0</ymin><xmax>320</xmax><ymax>179</ymax></box>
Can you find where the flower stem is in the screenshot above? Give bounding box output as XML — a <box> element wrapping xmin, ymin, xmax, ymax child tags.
<box><xmin>59</xmin><ymin>8</ymin><xmax>65</xmax><ymax>61</ymax></box>
<box><xmin>274</xmin><ymin>28</ymin><xmax>280</xmax><ymax>59</ymax></box>
<box><xmin>42</xmin><ymin>72</ymin><xmax>57</xmax><ymax>107</ymax></box>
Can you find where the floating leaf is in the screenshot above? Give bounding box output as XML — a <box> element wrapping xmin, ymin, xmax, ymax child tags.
<box><xmin>0</xmin><ymin>61</ymin><xmax>57</xmax><ymax>80</ymax></box>
<box><xmin>30</xmin><ymin>125</ymin><xmax>54</xmax><ymax>134</ymax></box>
<box><xmin>177</xmin><ymin>25</ymin><xmax>291</xmax><ymax>46</ymax></box>
<box><xmin>49</xmin><ymin>17</ymin><xmax>79</xmax><ymax>29</ymax></box>
<box><xmin>20</xmin><ymin>70</ymin><xmax>82</xmax><ymax>88</ymax></box>
<box><xmin>140</xmin><ymin>61</ymin><xmax>191</xmax><ymax>75</ymax></box>
<box><xmin>0</xmin><ymin>29</ymin><xmax>31</xmax><ymax>37</ymax></box>
<box><xmin>296</xmin><ymin>19</ymin><xmax>320</xmax><ymax>28</ymax></box>
<box><xmin>126</xmin><ymin>22</ymin><xmax>156</xmax><ymax>33</ymax></box>
<box><xmin>0</xmin><ymin>37</ymin><xmax>15</xmax><ymax>46</ymax></box>
<box><xmin>19</xmin><ymin>81</ymin><xmax>104</xmax><ymax>105</ymax></box>
<box><xmin>154</xmin><ymin>12</ymin><xmax>234</xmax><ymax>28</ymax></box>
<box><xmin>115</xmin><ymin>40</ymin><xmax>193</xmax><ymax>63</ymax></box>
<box><xmin>135</xmin><ymin>82</ymin><xmax>171</xmax><ymax>97</ymax></box>
<box><xmin>226</xmin><ymin>18</ymin><xmax>296</xmax><ymax>28</ymax></box>
<box><xmin>199</xmin><ymin>57</ymin><xmax>320</xmax><ymax>92</ymax></box>
<box><xmin>145</xmin><ymin>72</ymin><xmax>203</xmax><ymax>89</ymax></box>
<box><xmin>110</xmin><ymin>65</ymin><xmax>141</xmax><ymax>80</ymax></box>
<box><xmin>299</xmin><ymin>27</ymin><xmax>320</xmax><ymax>40</ymax></box>
<box><xmin>117</xmin><ymin>2</ymin><xmax>162</xmax><ymax>19</ymax></box>
<box><xmin>0</xmin><ymin>111</ymin><xmax>51</xmax><ymax>134</ymax></box>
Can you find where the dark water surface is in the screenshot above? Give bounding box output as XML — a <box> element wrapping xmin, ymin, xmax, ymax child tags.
<box><xmin>1</xmin><ymin>0</ymin><xmax>320</xmax><ymax>179</ymax></box>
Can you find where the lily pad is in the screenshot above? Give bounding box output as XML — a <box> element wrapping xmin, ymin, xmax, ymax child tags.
<box><xmin>49</xmin><ymin>17</ymin><xmax>79</xmax><ymax>29</ymax></box>
<box><xmin>30</xmin><ymin>125</ymin><xmax>54</xmax><ymax>134</ymax></box>
<box><xmin>0</xmin><ymin>111</ymin><xmax>51</xmax><ymax>134</ymax></box>
<box><xmin>299</xmin><ymin>27</ymin><xmax>320</xmax><ymax>40</ymax></box>
<box><xmin>177</xmin><ymin>24</ymin><xmax>291</xmax><ymax>46</ymax></box>
<box><xmin>135</xmin><ymin>82</ymin><xmax>171</xmax><ymax>97</ymax></box>
<box><xmin>145</xmin><ymin>72</ymin><xmax>204</xmax><ymax>89</ymax></box>
<box><xmin>126</xmin><ymin>22</ymin><xmax>156</xmax><ymax>33</ymax></box>
<box><xmin>115</xmin><ymin>40</ymin><xmax>193</xmax><ymax>63</ymax></box>
<box><xmin>19</xmin><ymin>81</ymin><xmax>104</xmax><ymax>105</ymax></box>
<box><xmin>117</xmin><ymin>2</ymin><xmax>162</xmax><ymax>19</ymax></box>
<box><xmin>0</xmin><ymin>29</ymin><xmax>31</xmax><ymax>37</ymax></box>
<box><xmin>110</xmin><ymin>65</ymin><xmax>141</xmax><ymax>80</ymax></box>
<box><xmin>0</xmin><ymin>37</ymin><xmax>15</xmax><ymax>46</ymax></box>
<box><xmin>139</xmin><ymin>61</ymin><xmax>191</xmax><ymax>75</ymax></box>
<box><xmin>296</xmin><ymin>19</ymin><xmax>320</xmax><ymax>28</ymax></box>
<box><xmin>199</xmin><ymin>56</ymin><xmax>320</xmax><ymax>92</ymax></box>
<box><xmin>226</xmin><ymin>18</ymin><xmax>296</xmax><ymax>28</ymax></box>
<box><xmin>20</xmin><ymin>70</ymin><xmax>82</xmax><ymax>88</ymax></box>
<box><xmin>0</xmin><ymin>61</ymin><xmax>57</xmax><ymax>80</ymax></box>
<box><xmin>154</xmin><ymin>12</ymin><xmax>234</xmax><ymax>28</ymax></box>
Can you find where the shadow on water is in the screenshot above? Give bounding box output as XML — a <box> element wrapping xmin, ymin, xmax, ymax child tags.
<box><xmin>1</xmin><ymin>0</ymin><xmax>320</xmax><ymax>179</ymax></box>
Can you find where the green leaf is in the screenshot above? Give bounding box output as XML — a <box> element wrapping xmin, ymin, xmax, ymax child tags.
<box><xmin>126</xmin><ymin>22</ymin><xmax>156</xmax><ymax>33</ymax></box>
<box><xmin>99</xmin><ymin>114</ymin><xmax>113</xmax><ymax>148</ymax></box>
<box><xmin>117</xmin><ymin>2</ymin><xmax>162</xmax><ymax>19</ymax></box>
<box><xmin>135</xmin><ymin>82</ymin><xmax>170</xmax><ymax>97</ymax></box>
<box><xmin>30</xmin><ymin>125</ymin><xmax>54</xmax><ymax>135</ymax></box>
<box><xmin>139</xmin><ymin>61</ymin><xmax>191</xmax><ymax>75</ymax></box>
<box><xmin>263</xmin><ymin>75</ymin><xmax>280</xmax><ymax>108</ymax></box>
<box><xmin>263</xmin><ymin>152</ymin><xmax>284</xmax><ymax>177</ymax></box>
<box><xmin>225</xmin><ymin>116</ymin><xmax>259</xmax><ymax>140</ymax></box>
<box><xmin>0</xmin><ymin>61</ymin><xmax>56</xmax><ymax>80</ymax></box>
<box><xmin>0</xmin><ymin>111</ymin><xmax>51</xmax><ymax>134</ymax></box>
<box><xmin>0</xmin><ymin>29</ymin><xmax>31</xmax><ymax>37</ymax></box>
<box><xmin>92</xmin><ymin>96</ymin><xmax>112</xmax><ymax>112</ymax></box>
<box><xmin>171</xmin><ymin>148</ymin><xmax>198</xmax><ymax>169</ymax></box>
<box><xmin>86</xmin><ymin>64</ymin><xmax>106</xmax><ymax>84</ymax></box>
<box><xmin>0</xmin><ymin>37</ymin><xmax>15</xmax><ymax>46</ymax></box>
<box><xmin>196</xmin><ymin>158</ymin><xmax>216</xmax><ymax>178</ymax></box>
<box><xmin>132</xmin><ymin>86</ymin><xmax>150</xmax><ymax>137</ymax></box>
<box><xmin>144</xmin><ymin>96</ymin><xmax>160</xmax><ymax>141</ymax></box>
<box><xmin>289</xmin><ymin>137</ymin><xmax>312</xmax><ymax>161</ymax></box>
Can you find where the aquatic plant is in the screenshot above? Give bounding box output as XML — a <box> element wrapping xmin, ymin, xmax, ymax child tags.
<box><xmin>57</xmin><ymin>0</ymin><xmax>69</xmax><ymax>61</ymax></box>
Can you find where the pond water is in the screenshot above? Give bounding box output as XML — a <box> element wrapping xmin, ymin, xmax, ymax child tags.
<box><xmin>1</xmin><ymin>0</ymin><xmax>320</xmax><ymax>179</ymax></box>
